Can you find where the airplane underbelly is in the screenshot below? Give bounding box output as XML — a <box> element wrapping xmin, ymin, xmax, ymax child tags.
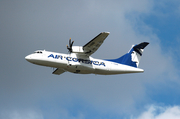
<box><xmin>108</xmin><ymin>63</ymin><xmax>144</xmax><ymax>74</ymax></box>
<box><xmin>94</xmin><ymin>63</ymin><xmax>144</xmax><ymax>75</ymax></box>
<box><xmin>64</xmin><ymin>63</ymin><xmax>95</xmax><ymax>74</ymax></box>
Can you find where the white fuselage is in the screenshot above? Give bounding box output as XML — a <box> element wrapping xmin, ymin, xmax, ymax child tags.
<box><xmin>25</xmin><ymin>50</ymin><xmax>144</xmax><ymax>75</ymax></box>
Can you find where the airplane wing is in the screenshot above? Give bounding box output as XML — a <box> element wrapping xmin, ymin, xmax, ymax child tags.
<box><xmin>83</xmin><ymin>32</ymin><xmax>110</xmax><ymax>56</ymax></box>
<box><xmin>52</xmin><ymin>68</ymin><xmax>66</xmax><ymax>75</ymax></box>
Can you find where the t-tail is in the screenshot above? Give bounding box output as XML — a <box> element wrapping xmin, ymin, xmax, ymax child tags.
<box><xmin>107</xmin><ymin>42</ymin><xmax>149</xmax><ymax>68</ymax></box>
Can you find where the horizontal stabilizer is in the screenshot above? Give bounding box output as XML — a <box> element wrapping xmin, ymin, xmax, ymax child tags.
<box><xmin>52</xmin><ymin>68</ymin><xmax>65</xmax><ymax>75</ymax></box>
<box><xmin>133</xmin><ymin>42</ymin><xmax>149</xmax><ymax>56</ymax></box>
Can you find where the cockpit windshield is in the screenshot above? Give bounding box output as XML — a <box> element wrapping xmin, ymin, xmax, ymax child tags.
<box><xmin>34</xmin><ymin>50</ymin><xmax>43</xmax><ymax>54</ymax></box>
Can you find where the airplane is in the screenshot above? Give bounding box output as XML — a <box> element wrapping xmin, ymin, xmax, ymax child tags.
<box><xmin>25</xmin><ymin>32</ymin><xmax>149</xmax><ymax>75</ymax></box>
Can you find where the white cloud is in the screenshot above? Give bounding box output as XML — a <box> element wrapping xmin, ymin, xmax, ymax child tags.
<box><xmin>0</xmin><ymin>109</ymin><xmax>43</xmax><ymax>119</ymax></box>
<box><xmin>134</xmin><ymin>105</ymin><xmax>180</xmax><ymax>119</ymax></box>
<box><xmin>1</xmin><ymin>0</ymin><xmax>180</xmax><ymax>119</ymax></box>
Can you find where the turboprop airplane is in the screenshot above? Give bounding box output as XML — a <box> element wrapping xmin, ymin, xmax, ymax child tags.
<box><xmin>25</xmin><ymin>32</ymin><xmax>149</xmax><ymax>75</ymax></box>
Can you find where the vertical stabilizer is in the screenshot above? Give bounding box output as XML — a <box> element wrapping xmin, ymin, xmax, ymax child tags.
<box><xmin>130</xmin><ymin>42</ymin><xmax>149</xmax><ymax>67</ymax></box>
<box><xmin>106</xmin><ymin>42</ymin><xmax>149</xmax><ymax>68</ymax></box>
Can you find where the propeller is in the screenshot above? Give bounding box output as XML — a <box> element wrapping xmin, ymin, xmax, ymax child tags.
<box><xmin>66</xmin><ymin>38</ymin><xmax>74</xmax><ymax>53</ymax></box>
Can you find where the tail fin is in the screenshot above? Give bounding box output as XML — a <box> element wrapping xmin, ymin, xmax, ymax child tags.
<box><xmin>107</xmin><ymin>42</ymin><xmax>149</xmax><ymax>68</ymax></box>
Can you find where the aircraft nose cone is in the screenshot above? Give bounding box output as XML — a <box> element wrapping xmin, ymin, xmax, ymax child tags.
<box><xmin>25</xmin><ymin>55</ymin><xmax>31</xmax><ymax>61</ymax></box>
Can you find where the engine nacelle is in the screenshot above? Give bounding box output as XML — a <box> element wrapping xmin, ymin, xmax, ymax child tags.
<box><xmin>71</xmin><ymin>46</ymin><xmax>85</xmax><ymax>53</ymax></box>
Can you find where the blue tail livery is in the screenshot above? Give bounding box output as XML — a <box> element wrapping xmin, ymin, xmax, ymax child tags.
<box><xmin>106</xmin><ymin>42</ymin><xmax>149</xmax><ymax>68</ymax></box>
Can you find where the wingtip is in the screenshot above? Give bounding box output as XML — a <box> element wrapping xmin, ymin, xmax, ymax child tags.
<box><xmin>102</xmin><ymin>32</ymin><xmax>110</xmax><ymax>34</ymax></box>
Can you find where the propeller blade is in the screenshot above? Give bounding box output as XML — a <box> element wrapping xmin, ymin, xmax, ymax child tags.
<box><xmin>67</xmin><ymin>38</ymin><xmax>74</xmax><ymax>53</ymax></box>
<box><xmin>70</xmin><ymin>41</ymin><xmax>74</xmax><ymax>47</ymax></box>
<box><xmin>69</xmin><ymin>38</ymin><xmax>71</xmax><ymax>47</ymax></box>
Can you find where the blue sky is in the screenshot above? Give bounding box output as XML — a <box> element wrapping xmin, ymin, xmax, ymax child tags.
<box><xmin>1</xmin><ymin>0</ymin><xmax>180</xmax><ymax>119</ymax></box>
